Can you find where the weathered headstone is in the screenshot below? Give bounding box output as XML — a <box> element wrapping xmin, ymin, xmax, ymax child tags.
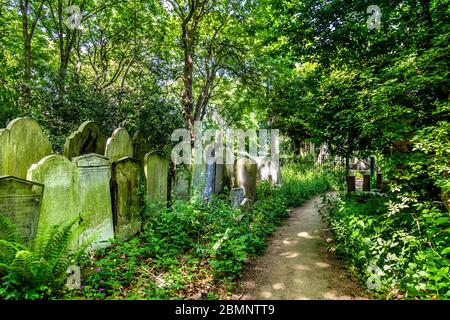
<box><xmin>203</xmin><ymin>162</ymin><xmax>216</xmax><ymax>202</ymax></box>
<box><xmin>111</xmin><ymin>157</ymin><xmax>142</xmax><ymax>242</ymax></box>
<box><xmin>192</xmin><ymin>163</ymin><xmax>206</xmax><ymax>194</ymax></box>
<box><xmin>27</xmin><ymin>155</ymin><xmax>80</xmax><ymax>247</ymax></box>
<box><xmin>234</xmin><ymin>158</ymin><xmax>257</xmax><ymax>203</ymax></box>
<box><xmin>64</xmin><ymin>121</ymin><xmax>106</xmax><ymax>160</ymax></box>
<box><xmin>174</xmin><ymin>167</ymin><xmax>191</xmax><ymax>201</ymax></box>
<box><xmin>214</xmin><ymin>163</ymin><xmax>224</xmax><ymax>194</ymax></box>
<box><xmin>376</xmin><ymin>172</ymin><xmax>383</xmax><ymax>189</ymax></box>
<box><xmin>346</xmin><ymin>172</ymin><xmax>356</xmax><ymax>193</ymax></box>
<box><xmin>72</xmin><ymin>154</ymin><xmax>114</xmax><ymax>249</ymax></box>
<box><xmin>144</xmin><ymin>151</ymin><xmax>168</xmax><ymax>209</ymax></box>
<box><xmin>105</xmin><ymin>128</ymin><xmax>134</xmax><ymax>163</ymax></box>
<box><xmin>363</xmin><ymin>172</ymin><xmax>371</xmax><ymax>191</ymax></box>
<box><xmin>0</xmin><ymin>176</ymin><xmax>44</xmax><ymax>246</ymax></box>
<box><xmin>231</xmin><ymin>187</ymin><xmax>245</xmax><ymax>209</ymax></box>
<box><xmin>0</xmin><ymin>118</ymin><xmax>53</xmax><ymax>179</ymax></box>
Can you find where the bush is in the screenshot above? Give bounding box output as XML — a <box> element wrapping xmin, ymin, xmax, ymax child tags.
<box><xmin>321</xmin><ymin>192</ymin><xmax>450</xmax><ymax>299</ymax></box>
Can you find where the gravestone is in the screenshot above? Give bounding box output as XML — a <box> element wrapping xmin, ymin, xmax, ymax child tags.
<box><xmin>72</xmin><ymin>154</ymin><xmax>114</xmax><ymax>249</ymax></box>
<box><xmin>234</xmin><ymin>158</ymin><xmax>257</xmax><ymax>203</ymax></box>
<box><xmin>0</xmin><ymin>176</ymin><xmax>44</xmax><ymax>247</ymax></box>
<box><xmin>174</xmin><ymin>167</ymin><xmax>191</xmax><ymax>201</ymax></box>
<box><xmin>27</xmin><ymin>155</ymin><xmax>80</xmax><ymax>248</ymax></box>
<box><xmin>231</xmin><ymin>188</ymin><xmax>245</xmax><ymax>209</ymax></box>
<box><xmin>144</xmin><ymin>151</ymin><xmax>168</xmax><ymax>209</ymax></box>
<box><xmin>192</xmin><ymin>163</ymin><xmax>206</xmax><ymax>194</ymax></box>
<box><xmin>132</xmin><ymin>131</ymin><xmax>150</xmax><ymax>166</ymax></box>
<box><xmin>105</xmin><ymin>128</ymin><xmax>134</xmax><ymax>163</ymax></box>
<box><xmin>111</xmin><ymin>157</ymin><xmax>142</xmax><ymax>242</ymax></box>
<box><xmin>363</xmin><ymin>171</ymin><xmax>371</xmax><ymax>191</ymax></box>
<box><xmin>346</xmin><ymin>173</ymin><xmax>356</xmax><ymax>193</ymax></box>
<box><xmin>0</xmin><ymin>118</ymin><xmax>52</xmax><ymax>179</ymax></box>
<box><xmin>376</xmin><ymin>172</ymin><xmax>383</xmax><ymax>189</ymax></box>
<box><xmin>64</xmin><ymin>121</ymin><xmax>107</xmax><ymax>160</ymax></box>
<box><xmin>203</xmin><ymin>162</ymin><xmax>216</xmax><ymax>202</ymax></box>
<box><xmin>214</xmin><ymin>163</ymin><xmax>224</xmax><ymax>194</ymax></box>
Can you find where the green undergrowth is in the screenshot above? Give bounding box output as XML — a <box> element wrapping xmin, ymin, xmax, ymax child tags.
<box><xmin>321</xmin><ymin>192</ymin><xmax>450</xmax><ymax>300</ymax></box>
<box><xmin>67</xmin><ymin>162</ymin><xmax>338</xmax><ymax>300</ymax></box>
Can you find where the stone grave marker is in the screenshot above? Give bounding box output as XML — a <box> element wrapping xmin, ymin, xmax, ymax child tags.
<box><xmin>234</xmin><ymin>158</ymin><xmax>257</xmax><ymax>203</ymax></box>
<box><xmin>231</xmin><ymin>187</ymin><xmax>245</xmax><ymax>209</ymax></box>
<box><xmin>0</xmin><ymin>118</ymin><xmax>52</xmax><ymax>179</ymax></box>
<box><xmin>0</xmin><ymin>176</ymin><xmax>44</xmax><ymax>246</ymax></box>
<box><xmin>111</xmin><ymin>157</ymin><xmax>142</xmax><ymax>242</ymax></box>
<box><xmin>72</xmin><ymin>154</ymin><xmax>114</xmax><ymax>249</ymax></box>
<box><xmin>105</xmin><ymin>128</ymin><xmax>134</xmax><ymax>163</ymax></box>
<box><xmin>214</xmin><ymin>163</ymin><xmax>224</xmax><ymax>194</ymax></box>
<box><xmin>27</xmin><ymin>155</ymin><xmax>80</xmax><ymax>248</ymax></box>
<box><xmin>144</xmin><ymin>151</ymin><xmax>168</xmax><ymax>210</ymax></box>
<box><xmin>203</xmin><ymin>162</ymin><xmax>216</xmax><ymax>202</ymax></box>
<box><xmin>174</xmin><ymin>167</ymin><xmax>191</xmax><ymax>201</ymax></box>
<box><xmin>64</xmin><ymin>121</ymin><xmax>106</xmax><ymax>160</ymax></box>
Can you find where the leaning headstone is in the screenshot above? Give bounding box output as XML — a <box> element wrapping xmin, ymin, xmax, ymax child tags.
<box><xmin>231</xmin><ymin>187</ymin><xmax>245</xmax><ymax>209</ymax></box>
<box><xmin>0</xmin><ymin>118</ymin><xmax>53</xmax><ymax>179</ymax></box>
<box><xmin>72</xmin><ymin>154</ymin><xmax>114</xmax><ymax>249</ymax></box>
<box><xmin>192</xmin><ymin>163</ymin><xmax>206</xmax><ymax>194</ymax></box>
<box><xmin>27</xmin><ymin>155</ymin><xmax>80</xmax><ymax>248</ymax></box>
<box><xmin>174</xmin><ymin>167</ymin><xmax>191</xmax><ymax>201</ymax></box>
<box><xmin>203</xmin><ymin>162</ymin><xmax>216</xmax><ymax>202</ymax></box>
<box><xmin>144</xmin><ymin>151</ymin><xmax>168</xmax><ymax>210</ymax></box>
<box><xmin>64</xmin><ymin>121</ymin><xmax>107</xmax><ymax>160</ymax></box>
<box><xmin>0</xmin><ymin>176</ymin><xmax>44</xmax><ymax>247</ymax></box>
<box><xmin>234</xmin><ymin>158</ymin><xmax>257</xmax><ymax>203</ymax></box>
<box><xmin>105</xmin><ymin>128</ymin><xmax>134</xmax><ymax>163</ymax></box>
<box><xmin>111</xmin><ymin>157</ymin><xmax>142</xmax><ymax>242</ymax></box>
<box><xmin>214</xmin><ymin>163</ymin><xmax>224</xmax><ymax>194</ymax></box>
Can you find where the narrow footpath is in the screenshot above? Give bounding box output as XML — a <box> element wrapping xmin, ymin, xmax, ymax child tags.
<box><xmin>240</xmin><ymin>194</ymin><xmax>367</xmax><ymax>300</ymax></box>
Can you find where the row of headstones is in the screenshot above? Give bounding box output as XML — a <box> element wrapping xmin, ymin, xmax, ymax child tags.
<box><xmin>0</xmin><ymin>118</ymin><xmax>170</xmax><ymax>249</ymax></box>
<box><xmin>0</xmin><ymin>118</ymin><xmax>279</xmax><ymax>250</ymax></box>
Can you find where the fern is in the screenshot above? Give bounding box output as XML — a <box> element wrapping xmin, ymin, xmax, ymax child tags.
<box><xmin>0</xmin><ymin>215</ymin><xmax>90</xmax><ymax>299</ymax></box>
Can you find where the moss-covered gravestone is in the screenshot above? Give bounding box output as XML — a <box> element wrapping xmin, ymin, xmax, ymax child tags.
<box><xmin>105</xmin><ymin>128</ymin><xmax>134</xmax><ymax>163</ymax></box>
<box><xmin>234</xmin><ymin>157</ymin><xmax>257</xmax><ymax>203</ymax></box>
<box><xmin>0</xmin><ymin>176</ymin><xmax>44</xmax><ymax>247</ymax></box>
<box><xmin>111</xmin><ymin>157</ymin><xmax>142</xmax><ymax>242</ymax></box>
<box><xmin>214</xmin><ymin>163</ymin><xmax>224</xmax><ymax>194</ymax></box>
<box><xmin>192</xmin><ymin>163</ymin><xmax>206</xmax><ymax>194</ymax></box>
<box><xmin>64</xmin><ymin>121</ymin><xmax>106</xmax><ymax>160</ymax></box>
<box><xmin>27</xmin><ymin>155</ymin><xmax>80</xmax><ymax>248</ymax></box>
<box><xmin>144</xmin><ymin>151</ymin><xmax>168</xmax><ymax>210</ymax></box>
<box><xmin>0</xmin><ymin>118</ymin><xmax>53</xmax><ymax>179</ymax></box>
<box><xmin>174</xmin><ymin>167</ymin><xmax>191</xmax><ymax>201</ymax></box>
<box><xmin>72</xmin><ymin>154</ymin><xmax>114</xmax><ymax>249</ymax></box>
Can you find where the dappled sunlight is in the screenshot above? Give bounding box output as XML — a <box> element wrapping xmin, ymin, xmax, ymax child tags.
<box><xmin>315</xmin><ymin>262</ymin><xmax>330</xmax><ymax>268</ymax></box>
<box><xmin>293</xmin><ymin>264</ymin><xmax>311</xmax><ymax>271</ymax></box>
<box><xmin>272</xmin><ymin>283</ymin><xmax>286</xmax><ymax>290</ymax></box>
<box><xmin>279</xmin><ymin>251</ymin><xmax>300</xmax><ymax>258</ymax></box>
<box><xmin>297</xmin><ymin>231</ymin><xmax>320</xmax><ymax>239</ymax></box>
<box><xmin>282</xmin><ymin>238</ymin><xmax>299</xmax><ymax>245</ymax></box>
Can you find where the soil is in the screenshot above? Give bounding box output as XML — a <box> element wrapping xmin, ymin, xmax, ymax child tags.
<box><xmin>237</xmin><ymin>194</ymin><xmax>367</xmax><ymax>300</ymax></box>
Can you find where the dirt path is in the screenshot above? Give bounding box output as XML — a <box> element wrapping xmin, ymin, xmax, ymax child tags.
<box><xmin>240</xmin><ymin>194</ymin><xmax>366</xmax><ymax>300</ymax></box>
